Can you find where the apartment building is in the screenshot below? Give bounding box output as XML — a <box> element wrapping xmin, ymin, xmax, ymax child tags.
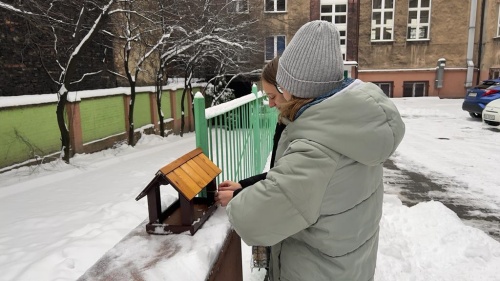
<box><xmin>235</xmin><ymin>0</ymin><xmax>311</xmax><ymax>69</ymax></box>
<box><xmin>222</xmin><ymin>0</ymin><xmax>309</xmax><ymax>95</ymax></box>
<box><xmin>231</xmin><ymin>0</ymin><xmax>356</xmax><ymax>88</ymax></box>
<box><xmin>357</xmin><ymin>0</ymin><xmax>500</xmax><ymax>98</ymax></box>
<box><xmin>244</xmin><ymin>0</ymin><xmax>357</xmax><ymax>75</ymax></box>
<box><xmin>310</xmin><ymin>0</ymin><xmax>360</xmax><ymax>79</ymax></box>
<box><xmin>242</xmin><ymin>0</ymin><xmax>500</xmax><ymax>98</ymax></box>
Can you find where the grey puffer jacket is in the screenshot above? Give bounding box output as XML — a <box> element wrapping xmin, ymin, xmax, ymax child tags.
<box><xmin>226</xmin><ymin>79</ymin><xmax>405</xmax><ymax>281</ymax></box>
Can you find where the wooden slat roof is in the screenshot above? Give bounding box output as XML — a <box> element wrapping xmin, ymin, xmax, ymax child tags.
<box><xmin>161</xmin><ymin>149</ymin><xmax>221</xmax><ymax>200</ymax></box>
<box><xmin>135</xmin><ymin>148</ymin><xmax>221</xmax><ymax>201</ymax></box>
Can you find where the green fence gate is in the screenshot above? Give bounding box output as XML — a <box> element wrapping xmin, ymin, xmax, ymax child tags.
<box><xmin>194</xmin><ymin>84</ymin><xmax>278</xmax><ymax>196</ymax></box>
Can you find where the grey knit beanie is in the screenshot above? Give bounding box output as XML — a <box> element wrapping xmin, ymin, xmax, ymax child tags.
<box><xmin>276</xmin><ymin>20</ymin><xmax>344</xmax><ymax>99</ymax></box>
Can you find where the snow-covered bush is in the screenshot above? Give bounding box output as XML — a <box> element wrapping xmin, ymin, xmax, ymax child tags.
<box><xmin>205</xmin><ymin>80</ymin><xmax>235</xmax><ymax>106</ymax></box>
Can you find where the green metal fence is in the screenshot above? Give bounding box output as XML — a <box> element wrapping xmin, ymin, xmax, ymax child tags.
<box><xmin>194</xmin><ymin>84</ymin><xmax>278</xmax><ymax>196</ymax></box>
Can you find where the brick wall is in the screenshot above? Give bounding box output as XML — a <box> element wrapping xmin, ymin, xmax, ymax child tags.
<box><xmin>0</xmin><ymin>11</ymin><xmax>118</xmax><ymax>97</ymax></box>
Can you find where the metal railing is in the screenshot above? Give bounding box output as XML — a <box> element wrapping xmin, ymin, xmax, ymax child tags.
<box><xmin>194</xmin><ymin>85</ymin><xmax>278</xmax><ymax>196</ymax></box>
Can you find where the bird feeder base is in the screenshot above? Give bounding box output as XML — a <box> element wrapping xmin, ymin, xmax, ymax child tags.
<box><xmin>146</xmin><ymin>197</ymin><xmax>217</xmax><ymax>235</ymax></box>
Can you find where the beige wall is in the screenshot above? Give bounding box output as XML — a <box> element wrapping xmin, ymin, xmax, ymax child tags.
<box><xmin>480</xmin><ymin>0</ymin><xmax>500</xmax><ymax>81</ymax></box>
<box><xmin>358</xmin><ymin>0</ymin><xmax>470</xmax><ymax>68</ymax></box>
<box><xmin>248</xmin><ymin>0</ymin><xmax>310</xmax><ymax>69</ymax></box>
<box><xmin>357</xmin><ymin>0</ymin><xmax>477</xmax><ymax>98</ymax></box>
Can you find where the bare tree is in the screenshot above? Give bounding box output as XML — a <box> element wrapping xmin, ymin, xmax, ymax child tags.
<box><xmin>151</xmin><ymin>0</ymin><xmax>183</xmax><ymax>137</ymax></box>
<box><xmin>2</xmin><ymin>0</ymin><xmax>260</xmax><ymax>161</ymax></box>
<box><xmin>159</xmin><ymin>0</ymin><xmax>259</xmax><ymax>135</ymax></box>
<box><xmin>1</xmin><ymin>0</ymin><xmax>115</xmax><ymax>163</ymax></box>
<box><xmin>104</xmin><ymin>0</ymin><xmax>180</xmax><ymax>146</ymax></box>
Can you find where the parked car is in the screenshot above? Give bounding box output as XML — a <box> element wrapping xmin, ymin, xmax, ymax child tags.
<box><xmin>462</xmin><ymin>78</ymin><xmax>500</xmax><ymax>118</ymax></box>
<box><xmin>482</xmin><ymin>98</ymin><xmax>500</xmax><ymax>126</ymax></box>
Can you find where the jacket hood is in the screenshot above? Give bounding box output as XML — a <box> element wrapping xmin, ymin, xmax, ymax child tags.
<box><xmin>286</xmin><ymin>80</ymin><xmax>405</xmax><ymax>166</ymax></box>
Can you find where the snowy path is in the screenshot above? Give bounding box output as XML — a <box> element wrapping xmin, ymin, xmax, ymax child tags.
<box><xmin>384</xmin><ymin>159</ymin><xmax>500</xmax><ymax>241</ymax></box>
<box><xmin>0</xmin><ymin>135</ymin><xmax>196</xmax><ymax>281</ymax></box>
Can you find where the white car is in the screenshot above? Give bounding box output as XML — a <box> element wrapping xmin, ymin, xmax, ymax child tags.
<box><xmin>482</xmin><ymin>99</ymin><xmax>500</xmax><ymax>126</ymax></box>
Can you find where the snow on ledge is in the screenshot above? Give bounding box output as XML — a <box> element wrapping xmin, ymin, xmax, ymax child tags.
<box><xmin>0</xmin><ymin>83</ymin><xmax>206</xmax><ymax>108</ymax></box>
<box><xmin>205</xmin><ymin>91</ymin><xmax>264</xmax><ymax>119</ymax></box>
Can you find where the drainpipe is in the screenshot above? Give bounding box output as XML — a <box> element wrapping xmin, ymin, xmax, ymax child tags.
<box><xmin>476</xmin><ymin>0</ymin><xmax>486</xmax><ymax>85</ymax></box>
<box><xmin>356</xmin><ymin>0</ymin><xmax>360</xmax><ymax>78</ymax></box>
<box><xmin>465</xmin><ymin>0</ymin><xmax>477</xmax><ymax>88</ymax></box>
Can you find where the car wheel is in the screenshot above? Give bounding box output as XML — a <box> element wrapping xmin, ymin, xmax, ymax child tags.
<box><xmin>485</xmin><ymin>120</ymin><xmax>500</xmax><ymax>126</ymax></box>
<box><xmin>469</xmin><ymin>112</ymin><xmax>481</xmax><ymax>118</ymax></box>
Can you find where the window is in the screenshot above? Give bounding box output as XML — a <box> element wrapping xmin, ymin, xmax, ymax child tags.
<box><xmin>374</xmin><ymin>82</ymin><xmax>393</xmax><ymax>97</ymax></box>
<box><xmin>371</xmin><ymin>0</ymin><xmax>394</xmax><ymax>41</ymax></box>
<box><xmin>265</xmin><ymin>0</ymin><xmax>286</xmax><ymax>12</ymax></box>
<box><xmin>407</xmin><ymin>0</ymin><xmax>431</xmax><ymax>40</ymax></box>
<box><xmin>490</xmin><ymin>68</ymin><xmax>500</xmax><ymax>79</ymax></box>
<box><xmin>320</xmin><ymin>0</ymin><xmax>348</xmax><ymax>60</ymax></box>
<box><xmin>228</xmin><ymin>0</ymin><xmax>248</xmax><ymax>13</ymax></box>
<box><xmin>403</xmin><ymin>81</ymin><xmax>427</xmax><ymax>97</ymax></box>
<box><xmin>265</xmin><ymin>35</ymin><xmax>286</xmax><ymax>61</ymax></box>
<box><xmin>497</xmin><ymin>5</ymin><xmax>500</xmax><ymax>37</ymax></box>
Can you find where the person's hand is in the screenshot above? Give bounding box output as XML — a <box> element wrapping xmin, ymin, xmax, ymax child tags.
<box><xmin>215</xmin><ymin>190</ymin><xmax>234</xmax><ymax>207</ymax></box>
<box><xmin>218</xmin><ymin>180</ymin><xmax>242</xmax><ymax>191</ymax></box>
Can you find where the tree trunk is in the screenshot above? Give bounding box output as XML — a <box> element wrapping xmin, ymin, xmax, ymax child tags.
<box><xmin>128</xmin><ymin>82</ymin><xmax>136</xmax><ymax>146</ymax></box>
<box><xmin>156</xmin><ymin>67</ymin><xmax>165</xmax><ymax>137</ymax></box>
<box><xmin>124</xmin><ymin>44</ymin><xmax>137</xmax><ymax>146</ymax></box>
<box><xmin>53</xmin><ymin>4</ymin><xmax>110</xmax><ymax>164</ymax></box>
<box><xmin>188</xmin><ymin>78</ymin><xmax>194</xmax><ymax>130</ymax></box>
<box><xmin>56</xmin><ymin>91</ymin><xmax>71</xmax><ymax>163</ymax></box>
<box><xmin>180</xmin><ymin>74</ymin><xmax>188</xmax><ymax>137</ymax></box>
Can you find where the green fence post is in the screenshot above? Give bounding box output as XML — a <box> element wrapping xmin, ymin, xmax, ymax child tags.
<box><xmin>252</xmin><ymin>84</ymin><xmax>262</xmax><ymax>174</ymax></box>
<box><xmin>194</xmin><ymin>92</ymin><xmax>208</xmax><ymax>197</ymax></box>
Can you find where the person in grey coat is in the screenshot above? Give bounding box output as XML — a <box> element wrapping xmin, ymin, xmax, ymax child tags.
<box><xmin>226</xmin><ymin>20</ymin><xmax>406</xmax><ymax>281</ymax></box>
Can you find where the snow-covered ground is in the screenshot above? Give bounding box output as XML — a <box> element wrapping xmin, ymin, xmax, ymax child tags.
<box><xmin>1</xmin><ymin>97</ymin><xmax>500</xmax><ymax>281</ymax></box>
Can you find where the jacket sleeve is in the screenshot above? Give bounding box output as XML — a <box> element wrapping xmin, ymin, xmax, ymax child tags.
<box><xmin>226</xmin><ymin>139</ymin><xmax>338</xmax><ymax>246</ymax></box>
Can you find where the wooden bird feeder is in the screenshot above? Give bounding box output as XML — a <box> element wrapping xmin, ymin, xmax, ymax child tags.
<box><xmin>135</xmin><ymin>148</ymin><xmax>221</xmax><ymax>235</ymax></box>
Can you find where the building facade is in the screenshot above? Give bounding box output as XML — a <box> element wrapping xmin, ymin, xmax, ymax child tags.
<box><xmin>481</xmin><ymin>0</ymin><xmax>500</xmax><ymax>81</ymax></box>
<box><xmin>239</xmin><ymin>0</ymin><xmax>359</xmax><ymax>86</ymax></box>
<box><xmin>356</xmin><ymin>0</ymin><xmax>500</xmax><ymax>98</ymax></box>
<box><xmin>3</xmin><ymin>1</ymin><xmax>499</xmax><ymax>98</ymax></box>
<box><xmin>243</xmin><ymin>0</ymin><xmax>311</xmax><ymax>68</ymax></box>
<box><xmin>244</xmin><ymin>0</ymin><xmax>500</xmax><ymax>98</ymax></box>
